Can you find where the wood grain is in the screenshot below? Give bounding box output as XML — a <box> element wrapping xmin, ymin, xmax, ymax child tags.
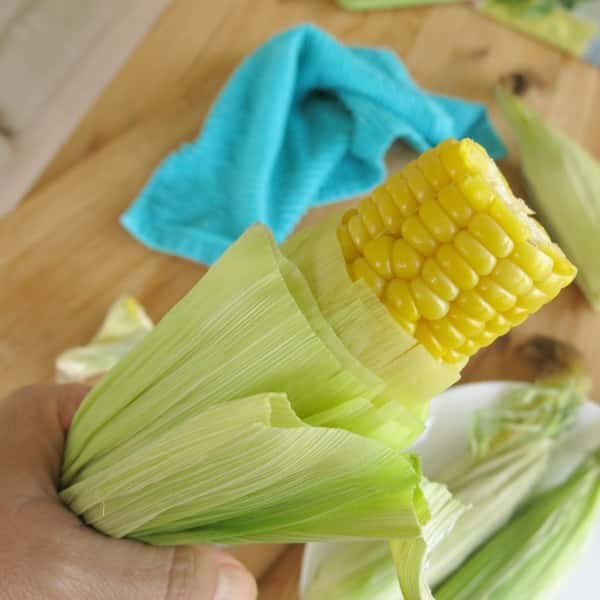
<box><xmin>1</xmin><ymin>1</ymin><xmax>599</xmax><ymax>597</ymax></box>
<box><xmin>0</xmin><ymin>0</ymin><xmax>170</xmax><ymax>215</ymax></box>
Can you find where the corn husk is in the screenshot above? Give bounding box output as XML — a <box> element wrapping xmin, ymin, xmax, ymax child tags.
<box><xmin>55</xmin><ymin>296</ymin><xmax>153</xmax><ymax>384</ymax></box>
<box><xmin>481</xmin><ymin>2</ymin><xmax>597</xmax><ymax>56</ymax></box>
<box><xmin>426</xmin><ymin>373</ymin><xmax>585</xmax><ymax>586</ymax></box>
<box><xmin>436</xmin><ymin>447</ymin><xmax>600</xmax><ymax>600</ymax></box>
<box><xmin>496</xmin><ymin>89</ymin><xmax>600</xmax><ymax>310</ymax></box>
<box><xmin>300</xmin><ymin>373</ymin><xmax>585</xmax><ymax>599</ymax></box>
<box><xmin>60</xmin><ymin>223</ymin><xmax>436</xmax><ymax>544</ymax></box>
<box><xmin>283</xmin><ymin>214</ymin><xmax>464</xmax><ymax>443</ymax></box>
<box><xmin>302</xmin><ymin>480</ymin><xmax>465</xmax><ymax>600</ymax></box>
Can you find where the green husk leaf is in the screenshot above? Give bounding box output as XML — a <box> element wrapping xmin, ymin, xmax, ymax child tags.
<box><xmin>481</xmin><ymin>2</ymin><xmax>597</xmax><ymax>55</ymax></box>
<box><xmin>496</xmin><ymin>88</ymin><xmax>600</xmax><ymax>310</ymax></box>
<box><xmin>336</xmin><ymin>0</ymin><xmax>457</xmax><ymax>11</ymax></box>
<box><xmin>436</xmin><ymin>447</ymin><xmax>600</xmax><ymax>600</ymax></box>
<box><xmin>390</xmin><ymin>480</ymin><xmax>467</xmax><ymax>600</ymax></box>
<box><xmin>55</xmin><ymin>296</ymin><xmax>153</xmax><ymax>383</ymax></box>
<box><xmin>283</xmin><ymin>214</ymin><xmax>465</xmax><ymax>447</ymax></box>
<box><xmin>60</xmin><ymin>224</ymin><xmax>434</xmax><ymax>545</ymax></box>
<box><xmin>302</xmin><ymin>481</ymin><xmax>465</xmax><ymax>600</ymax></box>
<box><xmin>427</xmin><ymin>375</ymin><xmax>584</xmax><ymax>586</ymax></box>
<box><xmin>62</xmin><ymin>225</ymin><xmax>383</xmax><ymax>484</ymax></box>
<box><xmin>61</xmin><ymin>393</ymin><xmax>428</xmax><ymax>544</ymax></box>
<box><xmin>299</xmin><ymin>374</ymin><xmax>585</xmax><ymax>598</ymax></box>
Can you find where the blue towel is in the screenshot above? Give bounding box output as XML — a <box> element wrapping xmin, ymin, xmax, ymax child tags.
<box><xmin>122</xmin><ymin>24</ymin><xmax>506</xmax><ymax>265</ymax></box>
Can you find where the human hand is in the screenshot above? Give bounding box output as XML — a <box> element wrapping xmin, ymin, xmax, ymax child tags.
<box><xmin>0</xmin><ymin>384</ymin><xmax>257</xmax><ymax>600</ymax></box>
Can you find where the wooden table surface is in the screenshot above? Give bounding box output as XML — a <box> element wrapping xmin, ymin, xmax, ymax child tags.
<box><xmin>2</xmin><ymin>0</ymin><xmax>600</xmax><ymax>596</ymax></box>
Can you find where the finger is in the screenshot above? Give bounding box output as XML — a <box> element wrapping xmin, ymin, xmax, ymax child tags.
<box><xmin>56</xmin><ymin>520</ymin><xmax>257</xmax><ymax>600</ymax></box>
<box><xmin>0</xmin><ymin>384</ymin><xmax>89</xmax><ymax>497</ymax></box>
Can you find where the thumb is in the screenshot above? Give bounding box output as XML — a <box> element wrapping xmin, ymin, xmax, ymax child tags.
<box><xmin>77</xmin><ymin>534</ymin><xmax>258</xmax><ymax>600</ymax></box>
<box><xmin>162</xmin><ymin>546</ymin><xmax>258</xmax><ymax>600</ymax></box>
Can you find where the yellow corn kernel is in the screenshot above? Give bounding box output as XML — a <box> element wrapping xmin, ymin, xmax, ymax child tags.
<box><xmin>337</xmin><ymin>225</ymin><xmax>359</xmax><ymax>262</ymax></box>
<box><xmin>468</xmin><ymin>213</ymin><xmax>514</xmax><ymax>258</ymax></box>
<box><xmin>488</xmin><ymin>197</ymin><xmax>529</xmax><ymax>243</ymax></box>
<box><xmin>429</xmin><ymin>318</ymin><xmax>466</xmax><ymax>349</ymax></box>
<box><xmin>478</xmin><ymin>278</ymin><xmax>517</xmax><ymax>312</ymax></box>
<box><xmin>403</xmin><ymin>162</ymin><xmax>436</xmax><ymax>202</ymax></box>
<box><xmin>458</xmin><ymin>338</ymin><xmax>479</xmax><ymax>357</ymax></box>
<box><xmin>536</xmin><ymin>272</ymin><xmax>570</xmax><ymax>299</ymax></box>
<box><xmin>396</xmin><ymin>316</ymin><xmax>417</xmax><ymax>336</ymax></box>
<box><xmin>337</xmin><ymin>139</ymin><xmax>577</xmax><ymax>366</ymax></box>
<box><xmin>384</xmin><ymin>279</ymin><xmax>420</xmax><ymax>322</ymax></box>
<box><xmin>342</xmin><ymin>208</ymin><xmax>358</xmax><ymax>224</ymax></box>
<box><xmin>358</xmin><ymin>198</ymin><xmax>385</xmax><ymax>238</ymax></box>
<box><xmin>437</xmin><ymin>245</ymin><xmax>479</xmax><ymax>290</ymax></box>
<box><xmin>458</xmin><ymin>175</ymin><xmax>494</xmax><ymax>211</ymax></box>
<box><xmin>386</xmin><ymin>306</ymin><xmax>417</xmax><ymax>335</ymax></box>
<box><xmin>542</xmin><ymin>244</ymin><xmax>578</xmax><ymax>278</ymax></box>
<box><xmin>447</xmin><ymin>306</ymin><xmax>484</xmax><ymax>337</ymax></box>
<box><xmin>505</xmin><ymin>305</ymin><xmax>530</xmax><ymax>326</ymax></box>
<box><xmin>417</xmin><ymin>149</ymin><xmax>451</xmax><ymax>190</ymax></box>
<box><xmin>518</xmin><ymin>287</ymin><xmax>548</xmax><ymax>312</ymax></box>
<box><xmin>511</xmin><ymin>242</ymin><xmax>553</xmax><ymax>282</ymax></box>
<box><xmin>372</xmin><ymin>187</ymin><xmax>404</xmax><ymax>235</ymax></box>
<box><xmin>401</xmin><ymin>215</ymin><xmax>437</xmax><ymax>257</ymax></box>
<box><xmin>392</xmin><ymin>239</ymin><xmax>423</xmax><ymax>278</ymax></box>
<box><xmin>419</xmin><ymin>199</ymin><xmax>457</xmax><ymax>243</ymax></box>
<box><xmin>492</xmin><ymin>259</ymin><xmax>533</xmax><ymax>296</ymax></box>
<box><xmin>472</xmin><ymin>329</ymin><xmax>497</xmax><ymax>348</ymax></box>
<box><xmin>410</xmin><ymin>279</ymin><xmax>449</xmax><ymax>320</ymax></box>
<box><xmin>454</xmin><ymin>231</ymin><xmax>497</xmax><ymax>276</ymax></box>
<box><xmin>415</xmin><ymin>321</ymin><xmax>445</xmax><ymax>358</ymax></box>
<box><xmin>438</xmin><ymin>184</ymin><xmax>473</xmax><ymax>226</ymax></box>
<box><xmin>456</xmin><ymin>289</ymin><xmax>496</xmax><ymax>322</ymax></box>
<box><xmin>363</xmin><ymin>235</ymin><xmax>394</xmax><ymax>279</ymax></box>
<box><xmin>530</xmin><ymin>218</ymin><xmax>551</xmax><ymax>242</ymax></box>
<box><xmin>347</xmin><ymin>214</ymin><xmax>371</xmax><ymax>250</ymax></box>
<box><xmin>350</xmin><ymin>258</ymin><xmax>385</xmax><ymax>297</ymax></box>
<box><xmin>443</xmin><ymin>349</ymin><xmax>466</xmax><ymax>363</ymax></box>
<box><xmin>438</xmin><ymin>139</ymin><xmax>473</xmax><ymax>178</ymax></box>
<box><xmin>462</xmin><ymin>139</ymin><xmax>494</xmax><ymax>172</ymax></box>
<box><xmin>487</xmin><ymin>313</ymin><xmax>511</xmax><ymax>336</ymax></box>
<box><xmin>421</xmin><ymin>259</ymin><xmax>459</xmax><ymax>301</ymax></box>
<box><xmin>386</xmin><ymin>178</ymin><xmax>419</xmax><ymax>218</ymax></box>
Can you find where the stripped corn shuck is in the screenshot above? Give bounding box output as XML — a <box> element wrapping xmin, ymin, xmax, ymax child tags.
<box><xmin>337</xmin><ymin>139</ymin><xmax>576</xmax><ymax>363</ymax></box>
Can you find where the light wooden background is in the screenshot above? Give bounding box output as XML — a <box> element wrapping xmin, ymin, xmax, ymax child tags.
<box><xmin>0</xmin><ymin>0</ymin><xmax>170</xmax><ymax>215</ymax></box>
<box><xmin>1</xmin><ymin>0</ymin><xmax>599</xmax><ymax>596</ymax></box>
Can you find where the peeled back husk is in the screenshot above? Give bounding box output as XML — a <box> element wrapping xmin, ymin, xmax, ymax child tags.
<box><xmin>55</xmin><ymin>296</ymin><xmax>153</xmax><ymax>384</ymax></box>
<box><xmin>60</xmin><ymin>224</ymin><xmax>431</xmax><ymax>544</ymax></box>
<box><xmin>300</xmin><ymin>372</ymin><xmax>585</xmax><ymax>599</ymax></box>
<box><xmin>436</xmin><ymin>447</ymin><xmax>600</xmax><ymax>600</ymax></box>
<box><xmin>302</xmin><ymin>480</ymin><xmax>465</xmax><ymax>600</ymax></box>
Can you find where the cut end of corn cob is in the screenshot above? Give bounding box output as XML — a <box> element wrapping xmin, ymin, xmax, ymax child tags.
<box><xmin>337</xmin><ymin>138</ymin><xmax>576</xmax><ymax>364</ymax></box>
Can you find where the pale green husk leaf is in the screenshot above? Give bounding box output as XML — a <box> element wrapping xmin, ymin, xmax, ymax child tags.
<box><xmin>436</xmin><ymin>447</ymin><xmax>600</xmax><ymax>600</ymax></box>
<box><xmin>60</xmin><ymin>224</ymin><xmax>433</xmax><ymax>544</ymax></box>
<box><xmin>299</xmin><ymin>376</ymin><xmax>584</xmax><ymax>598</ymax></box>
<box><xmin>283</xmin><ymin>214</ymin><xmax>465</xmax><ymax>448</ymax></box>
<box><xmin>56</xmin><ymin>296</ymin><xmax>153</xmax><ymax>383</ymax></box>
<box><xmin>302</xmin><ymin>480</ymin><xmax>465</xmax><ymax>600</ymax></box>
<box><xmin>62</xmin><ymin>393</ymin><xmax>428</xmax><ymax>543</ymax></box>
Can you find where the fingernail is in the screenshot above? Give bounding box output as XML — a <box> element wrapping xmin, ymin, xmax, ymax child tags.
<box><xmin>214</xmin><ymin>564</ymin><xmax>257</xmax><ymax>600</ymax></box>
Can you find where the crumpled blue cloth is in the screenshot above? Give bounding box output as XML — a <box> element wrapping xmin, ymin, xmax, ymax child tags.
<box><xmin>121</xmin><ymin>24</ymin><xmax>506</xmax><ymax>265</ymax></box>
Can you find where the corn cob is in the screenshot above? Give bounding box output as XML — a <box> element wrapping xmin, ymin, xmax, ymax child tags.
<box><xmin>337</xmin><ymin>138</ymin><xmax>576</xmax><ymax>363</ymax></box>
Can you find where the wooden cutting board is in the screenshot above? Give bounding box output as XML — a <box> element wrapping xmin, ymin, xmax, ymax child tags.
<box><xmin>1</xmin><ymin>0</ymin><xmax>599</xmax><ymax>596</ymax></box>
<box><xmin>0</xmin><ymin>0</ymin><xmax>170</xmax><ymax>215</ymax></box>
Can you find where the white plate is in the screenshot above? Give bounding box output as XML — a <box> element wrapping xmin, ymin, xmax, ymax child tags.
<box><xmin>300</xmin><ymin>381</ymin><xmax>600</xmax><ymax>599</ymax></box>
